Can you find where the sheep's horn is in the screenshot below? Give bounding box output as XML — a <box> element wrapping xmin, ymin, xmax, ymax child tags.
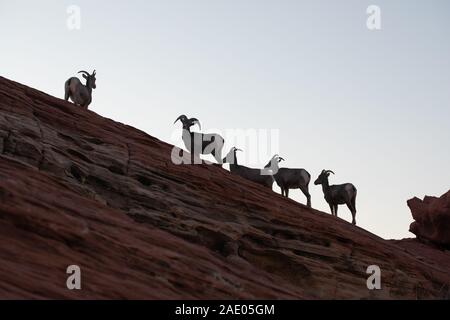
<box><xmin>235</xmin><ymin>148</ymin><xmax>243</xmax><ymax>152</ymax></box>
<box><xmin>78</xmin><ymin>71</ymin><xmax>90</xmax><ymax>76</ymax></box>
<box><xmin>190</xmin><ymin>118</ymin><xmax>201</xmax><ymax>130</ymax></box>
<box><xmin>92</xmin><ymin>70</ymin><xmax>96</xmax><ymax>75</ymax></box>
<box><xmin>325</xmin><ymin>170</ymin><xmax>335</xmax><ymax>175</ymax></box>
<box><xmin>174</xmin><ymin>115</ymin><xmax>187</xmax><ymax>124</ymax></box>
<box><xmin>278</xmin><ymin>157</ymin><xmax>285</xmax><ymax>161</ymax></box>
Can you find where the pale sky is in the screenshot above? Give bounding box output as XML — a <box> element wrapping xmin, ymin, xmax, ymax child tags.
<box><xmin>1</xmin><ymin>0</ymin><xmax>449</xmax><ymax>239</ymax></box>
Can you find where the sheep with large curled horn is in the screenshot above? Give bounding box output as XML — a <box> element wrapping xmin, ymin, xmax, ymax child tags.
<box><xmin>174</xmin><ymin>115</ymin><xmax>225</xmax><ymax>164</ymax></box>
<box><xmin>264</xmin><ymin>155</ymin><xmax>312</xmax><ymax>207</ymax></box>
<box><xmin>314</xmin><ymin>169</ymin><xmax>357</xmax><ymax>225</ymax></box>
<box><xmin>64</xmin><ymin>70</ymin><xmax>97</xmax><ymax>109</ymax></box>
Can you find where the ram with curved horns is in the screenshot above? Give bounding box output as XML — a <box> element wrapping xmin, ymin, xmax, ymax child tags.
<box><xmin>314</xmin><ymin>170</ymin><xmax>357</xmax><ymax>225</ymax></box>
<box><xmin>265</xmin><ymin>155</ymin><xmax>312</xmax><ymax>207</ymax></box>
<box><xmin>64</xmin><ymin>70</ymin><xmax>97</xmax><ymax>109</ymax></box>
<box><xmin>174</xmin><ymin>115</ymin><xmax>225</xmax><ymax>164</ymax></box>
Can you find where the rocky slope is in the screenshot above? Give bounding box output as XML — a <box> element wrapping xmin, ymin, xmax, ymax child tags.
<box><xmin>407</xmin><ymin>191</ymin><xmax>450</xmax><ymax>248</ymax></box>
<box><xmin>0</xmin><ymin>76</ymin><xmax>449</xmax><ymax>299</ymax></box>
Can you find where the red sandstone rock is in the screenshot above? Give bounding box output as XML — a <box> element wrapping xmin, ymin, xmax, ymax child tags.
<box><xmin>0</xmin><ymin>76</ymin><xmax>449</xmax><ymax>299</ymax></box>
<box><xmin>407</xmin><ymin>191</ymin><xmax>450</xmax><ymax>248</ymax></box>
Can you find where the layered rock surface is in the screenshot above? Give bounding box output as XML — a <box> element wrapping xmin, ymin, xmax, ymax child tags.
<box><xmin>0</xmin><ymin>76</ymin><xmax>449</xmax><ymax>299</ymax></box>
<box><xmin>408</xmin><ymin>191</ymin><xmax>450</xmax><ymax>248</ymax></box>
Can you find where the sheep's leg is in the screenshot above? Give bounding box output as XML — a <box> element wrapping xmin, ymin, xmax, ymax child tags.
<box><xmin>299</xmin><ymin>185</ymin><xmax>311</xmax><ymax>207</ymax></box>
<box><xmin>193</xmin><ymin>153</ymin><xmax>202</xmax><ymax>164</ymax></box>
<box><xmin>189</xmin><ymin>140</ymin><xmax>196</xmax><ymax>165</ymax></box>
<box><xmin>329</xmin><ymin>203</ymin><xmax>334</xmax><ymax>216</ymax></box>
<box><xmin>334</xmin><ymin>205</ymin><xmax>338</xmax><ymax>217</ymax></box>
<box><xmin>347</xmin><ymin>202</ymin><xmax>357</xmax><ymax>225</ymax></box>
<box><xmin>280</xmin><ymin>187</ymin><xmax>285</xmax><ymax>197</ymax></box>
<box><xmin>213</xmin><ymin>144</ymin><xmax>224</xmax><ymax>164</ymax></box>
<box><xmin>351</xmin><ymin>195</ymin><xmax>357</xmax><ymax>213</ymax></box>
<box><xmin>213</xmin><ymin>151</ymin><xmax>223</xmax><ymax>164</ymax></box>
<box><xmin>212</xmin><ymin>152</ymin><xmax>220</xmax><ymax>164</ymax></box>
<box><xmin>285</xmin><ymin>188</ymin><xmax>289</xmax><ymax>198</ymax></box>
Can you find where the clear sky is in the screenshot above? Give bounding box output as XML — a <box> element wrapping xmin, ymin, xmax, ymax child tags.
<box><xmin>1</xmin><ymin>1</ymin><xmax>449</xmax><ymax>239</ymax></box>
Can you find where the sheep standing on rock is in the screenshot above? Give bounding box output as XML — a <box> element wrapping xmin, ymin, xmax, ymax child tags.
<box><xmin>174</xmin><ymin>115</ymin><xmax>224</xmax><ymax>164</ymax></box>
<box><xmin>265</xmin><ymin>155</ymin><xmax>312</xmax><ymax>207</ymax></box>
<box><xmin>222</xmin><ymin>147</ymin><xmax>275</xmax><ymax>189</ymax></box>
<box><xmin>64</xmin><ymin>70</ymin><xmax>97</xmax><ymax>109</ymax></box>
<box><xmin>314</xmin><ymin>170</ymin><xmax>357</xmax><ymax>225</ymax></box>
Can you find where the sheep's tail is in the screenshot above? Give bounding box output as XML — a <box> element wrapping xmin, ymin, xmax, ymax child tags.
<box><xmin>306</xmin><ymin>171</ymin><xmax>311</xmax><ymax>184</ymax></box>
<box><xmin>303</xmin><ymin>170</ymin><xmax>311</xmax><ymax>186</ymax></box>
<box><xmin>64</xmin><ymin>79</ymin><xmax>71</xmax><ymax>101</ymax></box>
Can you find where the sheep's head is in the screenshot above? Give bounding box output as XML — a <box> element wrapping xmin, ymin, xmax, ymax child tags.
<box><xmin>222</xmin><ymin>147</ymin><xmax>242</xmax><ymax>164</ymax></box>
<box><xmin>264</xmin><ymin>155</ymin><xmax>284</xmax><ymax>169</ymax></box>
<box><xmin>174</xmin><ymin>115</ymin><xmax>201</xmax><ymax>131</ymax></box>
<box><xmin>78</xmin><ymin>70</ymin><xmax>97</xmax><ymax>89</ymax></box>
<box><xmin>314</xmin><ymin>170</ymin><xmax>334</xmax><ymax>185</ymax></box>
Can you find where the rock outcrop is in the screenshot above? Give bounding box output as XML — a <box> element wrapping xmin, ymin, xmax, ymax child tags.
<box><xmin>0</xmin><ymin>76</ymin><xmax>449</xmax><ymax>299</ymax></box>
<box><xmin>408</xmin><ymin>191</ymin><xmax>450</xmax><ymax>248</ymax></box>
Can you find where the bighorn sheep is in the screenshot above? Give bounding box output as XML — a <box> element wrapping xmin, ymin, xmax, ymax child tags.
<box><xmin>264</xmin><ymin>155</ymin><xmax>312</xmax><ymax>207</ymax></box>
<box><xmin>174</xmin><ymin>115</ymin><xmax>224</xmax><ymax>164</ymax></box>
<box><xmin>222</xmin><ymin>147</ymin><xmax>275</xmax><ymax>189</ymax></box>
<box><xmin>314</xmin><ymin>170</ymin><xmax>357</xmax><ymax>225</ymax></box>
<box><xmin>64</xmin><ymin>70</ymin><xmax>97</xmax><ymax>109</ymax></box>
